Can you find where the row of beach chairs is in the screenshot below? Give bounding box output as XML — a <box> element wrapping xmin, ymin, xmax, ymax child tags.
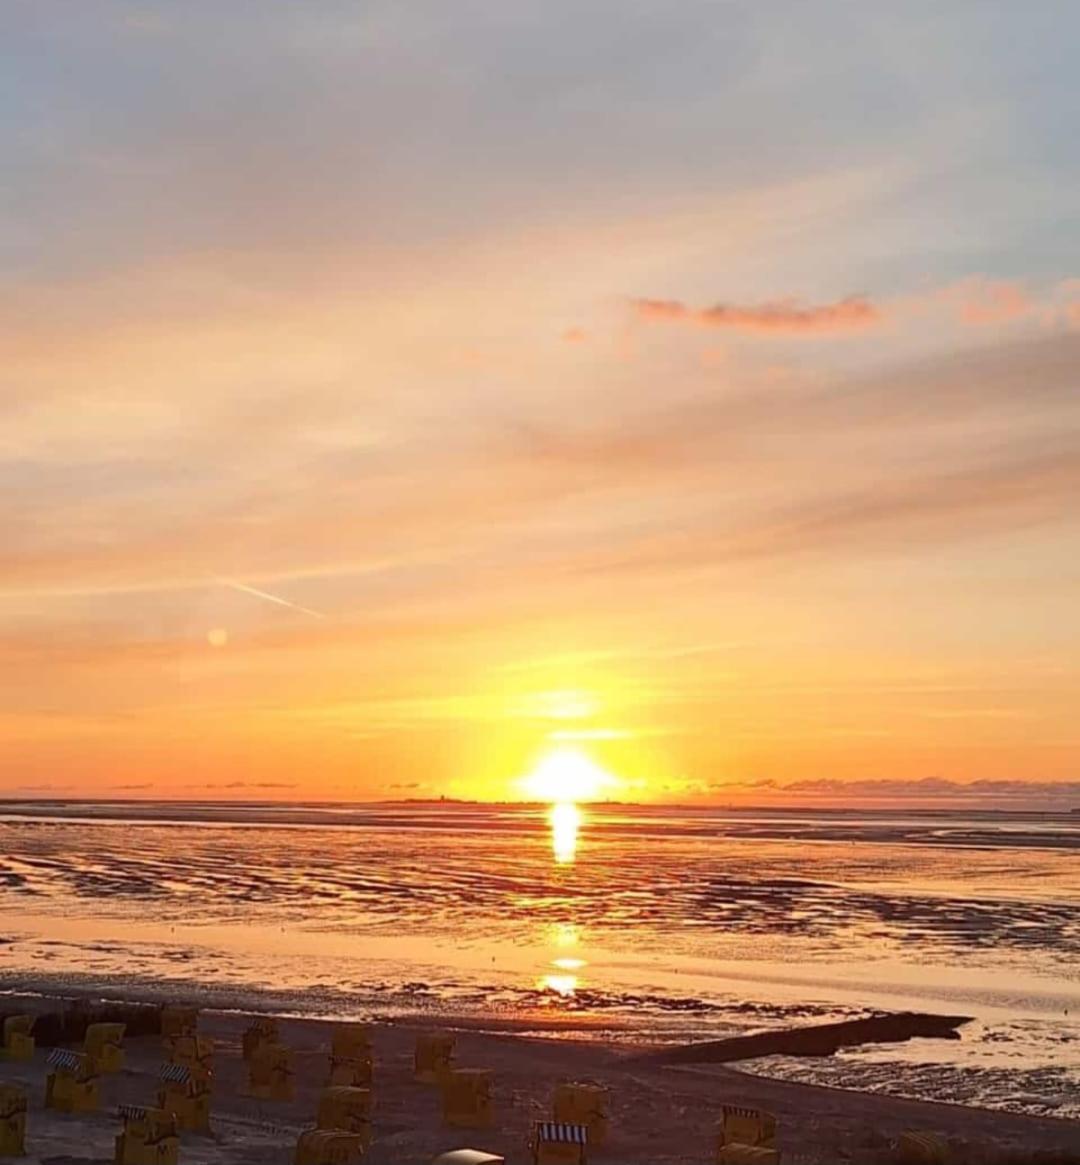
<box><xmin>0</xmin><ymin>1005</ymin><xmax>955</xmax><ymax>1164</ymax></box>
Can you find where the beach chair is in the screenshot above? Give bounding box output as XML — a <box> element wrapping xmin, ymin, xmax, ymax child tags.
<box><xmin>157</xmin><ymin>1061</ymin><xmax>211</xmax><ymax>1131</ymax></box>
<box><xmin>249</xmin><ymin>1041</ymin><xmax>294</xmax><ymax>1102</ymax></box>
<box><xmin>294</xmin><ymin>1128</ymin><xmax>365</xmax><ymax>1165</ymax></box>
<box><xmin>719</xmin><ymin>1104</ymin><xmax>777</xmax><ymax>1149</ymax></box>
<box><xmin>160</xmin><ymin>1006</ymin><xmax>198</xmax><ymax>1053</ymax></box>
<box><xmin>415</xmin><ymin>1032</ymin><xmax>455</xmax><ymax>1084</ymax></box>
<box><xmin>242</xmin><ymin>1015</ymin><xmax>280</xmax><ymax>1062</ymax></box>
<box><xmin>114</xmin><ymin>1104</ymin><xmax>179</xmax><ymax>1165</ymax></box>
<box><xmin>0</xmin><ymin>1084</ymin><xmax>27</xmax><ymax>1157</ymax></box>
<box><xmin>167</xmin><ymin>1033</ymin><xmax>214</xmax><ymax>1078</ymax></box>
<box><xmin>330</xmin><ymin>1023</ymin><xmax>372</xmax><ymax>1061</ymax></box>
<box><xmin>317</xmin><ymin>1085</ymin><xmax>372</xmax><ymax>1138</ymax></box>
<box><xmin>531</xmin><ymin>1121</ymin><xmax>588</xmax><ymax>1165</ymax></box>
<box><xmin>552</xmin><ymin>1082</ymin><xmax>608</xmax><ymax>1148</ymax></box>
<box><xmin>897</xmin><ymin>1131</ymin><xmax>950</xmax><ymax>1164</ymax></box>
<box><xmin>85</xmin><ymin>1021</ymin><xmax>126</xmax><ymax>1073</ymax></box>
<box><xmin>329</xmin><ymin>1050</ymin><xmax>374</xmax><ymax>1088</ymax></box>
<box><xmin>441</xmin><ymin>1068</ymin><xmax>494</xmax><ymax>1129</ymax></box>
<box><xmin>0</xmin><ymin>1014</ymin><xmax>35</xmax><ymax>1061</ymax></box>
<box><xmin>45</xmin><ymin>1048</ymin><xmax>101</xmax><ymax>1114</ymax></box>
<box><xmin>431</xmin><ymin>1154</ymin><xmax>504</xmax><ymax>1165</ymax></box>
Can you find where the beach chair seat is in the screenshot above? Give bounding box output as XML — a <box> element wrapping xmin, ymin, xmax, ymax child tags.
<box><xmin>45</xmin><ymin>1048</ymin><xmax>100</xmax><ymax>1113</ymax></box>
<box><xmin>329</xmin><ymin>1053</ymin><xmax>373</xmax><ymax>1087</ymax></box>
<box><xmin>897</xmin><ymin>1131</ymin><xmax>950</xmax><ymax>1164</ymax></box>
<box><xmin>0</xmin><ymin>1014</ymin><xmax>35</xmax><ymax>1062</ymax></box>
<box><xmin>157</xmin><ymin>1061</ymin><xmax>211</xmax><ymax>1131</ymax></box>
<box><xmin>432</xmin><ymin>1152</ymin><xmax>505</xmax><ymax>1165</ymax></box>
<box><xmin>242</xmin><ymin>1016</ymin><xmax>280</xmax><ymax>1061</ymax></box>
<box><xmin>330</xmin><ymin>1023</ymin><xmax>372</xmax><ymax>1061</ymax></box>
<box><xmin>719</xmin><ymin>1104</ymin><xmax>777</xmax><ymax>1149</ymax></box>
<box><xmin>114</xmin><ymin>1104</ymin><xmax>180</xmax><ymax>1165</ymax></box>
<box><xmin>716</xmin><ymin>1146</ymin><xmax>780</xmax><ymax>1165</ymax></box>
<box><xmin>317</xmin><ymin>1085</ymin><xmax>372</xmax><ymax>1137</ymax></box>
<box><xmin>0</xmin><ymin>1083</ymin><xmax>28</xmax><ymax>1156</ymax></box>
<box><xmin>553</xmin><ymin>1082</ymin><xmax>608</xmax><ymax>1147</ymax></box>
<box><xmin>415</xmin><ymin>1033</ymin><xmax>455</xmax><ymax>1084</ymax></box>
<box><xmin>441</xmin><ymin>1068</ymin><xmax>493</xmax><ymax>1129</ymax></box>
<box><xmin>249</xmin><ymin>1041</ymin><xmax>294</xmax><ymax>1102</ymax></box>
<box><xmin>85</xmin><ymin>1021</ymin><xmax>126</xmax><ymax>1073</ymax></box>
<box><xmin>531</xmin><ymin>1121</ymin><xmax>588</xmax><ymax>1165</ymax></box>
<box><xmin>294</xmin><ymin>1128</ymin><xmax>365</xmax><ymax>1165</ymax></box>
<box><xmin>160</xmin><ymin>1004</ymin><xmax>198</xmax><ymax>1041</ymax></box>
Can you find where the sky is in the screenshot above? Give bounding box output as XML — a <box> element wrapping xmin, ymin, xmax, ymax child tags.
<box><xmin>2</xmin><ymin>2</ymin><xmax>1079</xmax><ymax>805</ymax></box>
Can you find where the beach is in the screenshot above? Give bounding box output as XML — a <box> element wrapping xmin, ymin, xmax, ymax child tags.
<box><xmin>2</xmin><ymin>994</ymin><xmax>1079</xmax><ymax>1164</ymax></box>
<box><xmin>2</xmin><ymin>802</ymin><xmax>1078</xmax><ymax>1123</ymax></box>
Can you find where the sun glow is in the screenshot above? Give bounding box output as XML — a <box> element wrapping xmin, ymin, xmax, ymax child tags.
<box><xmin>520</xmin><ymin>746</ymin><xmax>619</xmax><ymax>803</ymax></box>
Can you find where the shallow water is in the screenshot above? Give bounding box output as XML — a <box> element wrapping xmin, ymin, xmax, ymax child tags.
<box><xmin>0</xmin><ymin>801</ymin><xmax>1077</xmax><ymax>1115</ymax></box>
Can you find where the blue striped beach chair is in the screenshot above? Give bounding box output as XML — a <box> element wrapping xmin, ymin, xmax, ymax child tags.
<box><xmin>532</xmin><ymin>1120</ymin><xmax>588</xmax><ymax>1165</ymax></box>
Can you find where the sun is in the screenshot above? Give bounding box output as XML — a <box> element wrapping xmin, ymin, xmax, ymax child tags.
<box><xmin>519</xmin><ymin>745</ymin><xmax>619</xmax><ymax>803</ymax></box>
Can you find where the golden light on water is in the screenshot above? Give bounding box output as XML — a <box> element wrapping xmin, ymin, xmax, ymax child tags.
<box><xmin>550</xmin><ymin>800</ymin><xmax>581</xmax><ymax>864</ymax></box>
<box><xmin>539</xmin><ymin>973</ymin><xmax>578</xmax><ymax>997</ymax></box>
<box><xmin>519</xmin><ymin>744</ymin><xmax>620</xmax><ymax>863</ymax></box>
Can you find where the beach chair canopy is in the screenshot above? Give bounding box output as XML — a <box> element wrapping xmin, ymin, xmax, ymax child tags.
<box><xmin>47</xmin><ymin>1047</ymin><xmax>84</xmax><ymax>1071</ymax></box>
<box><xmin>535</xmin><ymin>1122</ymin><xmax>588</xmax><ymax>1145</ymax></box>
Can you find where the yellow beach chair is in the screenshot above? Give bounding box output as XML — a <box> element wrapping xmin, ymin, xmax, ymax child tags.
<box><xmin>0</xmin><ymin>1084</ymin><xmax>28</xmax><ymax>1157</ymax></box>
<box><xmin>45</xmin><ymin>1048</ymin><xmax>100</xmax><ymax>1114</ymax></box>
<box><xmin>553</xmin><ymin>1082</ymin><xmax>608</xmax><ymax>1148</ymax></box>
<box><xmin>441</xmin><ymin>1068</ymin><xmax>493</xmax><ymax>1129</ymax></box>
<box><xmin>161</xmin><ymin>1004</ymin><xmax>198</xmax><ymax>1041</ymax></box>
<box><xmin>114</xmin><ymin>1104</ymin><xmax>179</xmax><ymax>1165</ymax></box>
<box><xmin>167</xmin><ymin>1033</ymin><xmax>213</xmax><ymax>1078</ymax></box>
<box><xmin>317</xmin><ymin>1085</ymin><xmax>372</xmax><ymax>1137</ymax></box>
<box><xmin>329</xmin><ymin>1051</ymin><xmax>373</xmax><ymax>1088</ymax></box>
<box><xmin>249</xmin><ymin>1042</ymin><xmax>294</xmax><ymax>1102</ymax></box>
<box><xmin>331</xmin><ymin>1023</ymin><xmax>372</xmax><ymax>1061</ymax></box>
<box><xmin>897</xmin><ymin>1131</ymin><xmax>950</xmax><ymax>1164</ymax></box>
<box><xmin>531</xmin><ymin>1121</ymin><xmax>588</xmax><ymax>1165</ymax></box>
<box><xmin>414</xmin><ymin>1032</ymin><xmax>455</xmax><ymax>1084</ymax></box>
<box><xmin>0</xmin><ymin>1015</ymin><xmax>35</xmax><ymax>1061</ymax></box>
<box><xmin>157</xmin><ymin>1061</ymin><xmax>211</xmax><ymax>1132</ymax></box>
<box><xmin>85</xmin><ymin>1021</ymin><xmax>126</xmax><ymax>1074</ymax></box>
<box><xmin>242</xmin><ymin>1016</ymin><xmax>280</xmax><ymax>1062</ymax></box>
<box><xmin>294</xmin><ymin>1128</ymin><xmax>365</xmax><ymax>1165</ymax></box>
<box><xmin>161</xmin><ymin>1004</ymin><xmax>198</xmax><ymax>1061</ymax></box>
<box><xmin>717</xmin><ymin>1104</ymin><xmax>779</xmax><ymax>1164</ymax></box>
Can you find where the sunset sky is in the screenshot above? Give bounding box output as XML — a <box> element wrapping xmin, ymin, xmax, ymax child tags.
<box><xmin>3</xmin><ymin>3</ymin><xmax>1079</xmax><ymax>805</ymax></box>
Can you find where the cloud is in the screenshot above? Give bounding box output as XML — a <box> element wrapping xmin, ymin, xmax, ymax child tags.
<box><xmin>721</xmin><ymin>777</ymin><xmax>1080</xmax><ymax>806</ymax></box>
<box><xmin>632</xmin><ymin>295</ymin><xmax>882</xmax><ymax>334</ymax></box>
<box><xmin>948</xmin><ymin>278</ymin><xmax>1035</xmax><ymax>326</ymax></box>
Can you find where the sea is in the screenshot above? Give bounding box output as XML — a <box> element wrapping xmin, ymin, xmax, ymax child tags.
<box><xmin>1</xmin><ymin>800</ymin><xmax>1077</xmax><ymax>1116</ymax></box>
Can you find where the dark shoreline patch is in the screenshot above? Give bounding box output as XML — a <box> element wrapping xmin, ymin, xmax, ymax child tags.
<box><xmin>638</xmin><ymin>1011</ymin><xmax>973</xmax><ymax>1064</ymax></box>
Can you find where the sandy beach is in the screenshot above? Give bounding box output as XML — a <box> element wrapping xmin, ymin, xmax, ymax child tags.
<box><xmin>2</xmin><ymin>993</ymin><xmax>1078</xmax><ymax>1164</ymax></box>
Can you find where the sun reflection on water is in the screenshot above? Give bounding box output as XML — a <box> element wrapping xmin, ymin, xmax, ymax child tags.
<box><xmin>550</xmin><ymin>800</ymin><xmax>581</xmax><ymax>864</ymax></box>
<box><xmin>539</xmin><ymin>972</ymin><xmax>578</xmax><ymax>997</ymax></box>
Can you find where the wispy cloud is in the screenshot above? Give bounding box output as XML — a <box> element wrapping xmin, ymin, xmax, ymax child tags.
<box><xmin>632</xmin><ymin>295</ymin><xmax>882</xmax><ymax>334</ymax></box>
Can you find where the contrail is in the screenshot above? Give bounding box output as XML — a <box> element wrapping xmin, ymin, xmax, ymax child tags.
<box><xmin>218</xmin><ymin>578</ymin><xmax>325</xmax><ymax>619</ymax></box>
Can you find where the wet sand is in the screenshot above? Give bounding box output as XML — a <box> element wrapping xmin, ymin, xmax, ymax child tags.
<box><xmin>1</xmin><ymin>996</ymin><xmax>1077</xmax><ymax>1164</ymax></box>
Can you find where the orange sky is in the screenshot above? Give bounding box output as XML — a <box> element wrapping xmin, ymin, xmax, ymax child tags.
<box><xmin>3</xmin><ymin>5</ymin><xmax>1079</xmax><ymax>806</ymax></box>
